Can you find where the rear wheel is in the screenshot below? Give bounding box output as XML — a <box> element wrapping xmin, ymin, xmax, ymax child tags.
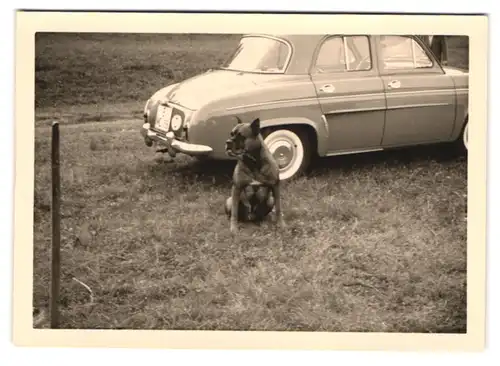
<box><xmin>462</xmin><ymin>121</ymin><xmax>468</xmax><ymax>150</ymax></box>
<box><xmin>262</xmin><ymin>126</ymin><xmax>312</xmax><ymax>181</ymax></box>
<box><xmin>450</xmin><ymin>117</ymin><xmax>468</xmax><ymax>156</ymax></box>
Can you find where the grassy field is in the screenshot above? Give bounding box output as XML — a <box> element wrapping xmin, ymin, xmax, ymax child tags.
<box><xmin>33</xmin><ymin>33</ymin><xmax>468</xmax><ymax>332</ymax></box>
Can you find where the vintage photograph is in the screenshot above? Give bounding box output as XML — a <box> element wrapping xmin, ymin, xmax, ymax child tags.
<box><xmin>31</xmin><ymin>30</ymin><xmax>470</xmax><ymax>333</ymax></box>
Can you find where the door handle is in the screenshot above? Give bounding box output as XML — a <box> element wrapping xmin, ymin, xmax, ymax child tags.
<box><xmin>319</xmin><ymin>84</ymin><xmax>335</xmax><ymax>93</ymax></box>
<box><xmin>388</xmin><ymin>80</ymin><xmax>401</xmax><ymax>89</ymax></box>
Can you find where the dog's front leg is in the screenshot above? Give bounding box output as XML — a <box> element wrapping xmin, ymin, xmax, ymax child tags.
<box><xmin>230</xmin><ymin>185</ymin><xmax>241</xmax><ymax>234</ymax></box>
<box><xmin>271</xmin><ymin>182</ymin><xmax>286</xmax><ymax>229</ymax></box>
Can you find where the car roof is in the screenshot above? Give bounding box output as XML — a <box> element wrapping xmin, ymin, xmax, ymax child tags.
<box><xmin>242</xmin><ymin>33</ymin><xmax>325</xmax><ymax>45</ymax></box>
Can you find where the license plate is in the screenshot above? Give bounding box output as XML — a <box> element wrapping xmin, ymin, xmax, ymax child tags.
<box><xmin>155</xmin><ymin>105</ymin><xmax>173</xmax><ymax>132</ymax></box>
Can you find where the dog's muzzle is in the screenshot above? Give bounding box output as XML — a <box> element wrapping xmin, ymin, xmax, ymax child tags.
<box><xmin>225</xmin><ymin>139</ymin><xmax>238</xmax><ymax>157</ymax></box>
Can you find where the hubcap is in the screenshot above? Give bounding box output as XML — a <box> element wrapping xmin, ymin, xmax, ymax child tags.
<box><xmin>272</xmin><ymin>142</ymin><xmax>295</xmax><ymax>169</ymax></box>
<box><xmin>264</xmin><ymin>129</ymin><xmax>305</xmax><ymax>181</ymax></box>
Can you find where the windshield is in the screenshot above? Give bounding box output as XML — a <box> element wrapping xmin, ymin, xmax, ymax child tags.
<box><xmin>221</xmin><ymin>36</ymin><xmax>291</xmax><ymax>73</ymax></box>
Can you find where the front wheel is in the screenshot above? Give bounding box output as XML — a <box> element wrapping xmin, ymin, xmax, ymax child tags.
<box><xmin>262</xmin><ymin>127</ymin><xmax>312</xmax><ymax>181</ymax></box>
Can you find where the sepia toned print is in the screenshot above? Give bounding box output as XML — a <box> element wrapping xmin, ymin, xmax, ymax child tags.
<box><xmin>32</xmin><ymin>31</ymin><xmax>469</xmax><ymax>333</ymax></box>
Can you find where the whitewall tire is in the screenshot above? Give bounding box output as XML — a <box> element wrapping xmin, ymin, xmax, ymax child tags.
<box><xmin>263</xmin><ymin>127</ymin><xmax>311</xmax><ymax>181</ymax></box>
<box><xmin>463</xmin><ymin>122</ymin><xmax>468</xmax><ymax>150</ymax></box>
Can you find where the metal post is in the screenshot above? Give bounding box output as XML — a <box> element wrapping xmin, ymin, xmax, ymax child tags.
<box><xmin>50</xmin><ymin>121</ymin><xmax>61</xmax><ymax>328</ymax></box>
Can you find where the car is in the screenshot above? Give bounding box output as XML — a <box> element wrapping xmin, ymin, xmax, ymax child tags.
<box><xmin>140</xmin><ymin>34</ymin><xmax>469</xmax><ymax>181</ymax></box>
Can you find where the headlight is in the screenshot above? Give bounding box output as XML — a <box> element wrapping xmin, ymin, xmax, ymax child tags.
<box><xmin>171</xmin><ymin>114</ymin><xmax>183</xmax><ymax>131</ymax></box>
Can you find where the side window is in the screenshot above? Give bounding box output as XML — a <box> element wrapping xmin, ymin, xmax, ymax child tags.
<box><xmin>380</xmin><ymin>36</ymin><xmax>433</xmax><ymax>71</ymax></box>
<box><xmin>315</xmin><ymin>36</ymin><xmax>345</xmax><ymax>73</ymax></box>
<box><xmin>314</xmin><ymin>35</ymin><xmax>372</xmax><ymax>73</ymax></box>
<box><xmin>346</xmin><ymin>36</ymin><xmax>371</xmax><ymax>71</ymax></box>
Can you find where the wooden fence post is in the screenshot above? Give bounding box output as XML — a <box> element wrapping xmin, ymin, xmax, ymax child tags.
<box><xmin>50</xmin><ymin>121</ymin><xmax>61</xmax><ymax>328</ymax></box>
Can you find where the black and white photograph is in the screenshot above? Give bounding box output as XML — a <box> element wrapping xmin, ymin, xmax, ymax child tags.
<box><xmin>12</xmin><ymin>11</ymin><xmax>488</xmax><ymax>351</ymax></box>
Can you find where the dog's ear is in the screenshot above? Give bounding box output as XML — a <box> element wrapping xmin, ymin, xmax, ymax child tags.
<box><xmin>250</xmin><ymin>118</ymin><xmax>260</xmax><ymax>136</ymax></box>
<box><xmin>236</xmin><ymin>116</ymin><xmax>243</xmax><ymax>124</ymax></box>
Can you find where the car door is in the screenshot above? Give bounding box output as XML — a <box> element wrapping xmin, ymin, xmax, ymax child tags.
<box><xmin>376</xmin><ymin>35</ymin><xmax>456</xmax><ymax>147</ymax></box>
<box><xmin>309</xmin><ymin>35</ymin><xmax>386</xmax><ymax>153</ymax></box>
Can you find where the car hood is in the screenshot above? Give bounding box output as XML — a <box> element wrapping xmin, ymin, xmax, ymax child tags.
<box><xmin>161</xmin><ymin>69</ymin><xmax>273</xmax><ymax>110</ymax></box>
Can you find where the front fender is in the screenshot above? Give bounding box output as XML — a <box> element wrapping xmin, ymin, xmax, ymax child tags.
<box><xmin>187</xmin><ymin>114</ymin><xmax>239</xmax><ymax>159</ymax></box>
<box><xmin>259</xmin><ymin>117</ymin><xmax>328</xmax><ymax>156</ymax></box>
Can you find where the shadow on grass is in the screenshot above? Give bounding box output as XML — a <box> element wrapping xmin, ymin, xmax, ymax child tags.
<box><xmin>173</xmin><ymin>158</ymin><xmax>236</xmax><ymax>187</ymax></box>
<box><xmin>309</xmin><ymin>142</ymin><xmax>466</xmax><ymax>178</ymax></box>
<box><xmin>163</xmin><ymin>142</ymin><xmax>466</xmax><ymax>185</ymax></box>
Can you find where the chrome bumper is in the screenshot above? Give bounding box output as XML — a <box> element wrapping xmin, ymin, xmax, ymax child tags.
<box><xmin>140</xmin><ymin>123</ymin><xmax>213</xmax><ymax>156</ymax></box>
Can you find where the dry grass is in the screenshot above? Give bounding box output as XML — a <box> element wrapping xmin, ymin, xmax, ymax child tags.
<box><xmin>33</xmin><ymin>33</ymin><xmax>468</xmax><ymax>332</ymax></box>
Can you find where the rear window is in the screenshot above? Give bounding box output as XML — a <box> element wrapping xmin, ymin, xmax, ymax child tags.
<box><xmin>221</xmin><ymin>36</ymin><xmax>291</xmax><ymax>73</ymax></box>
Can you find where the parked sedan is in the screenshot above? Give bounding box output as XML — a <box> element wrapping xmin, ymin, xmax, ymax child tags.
<box><xmin>140</xmin><ymin>34</ymin><xmax>469</xmax><ymax>181</ymax></box>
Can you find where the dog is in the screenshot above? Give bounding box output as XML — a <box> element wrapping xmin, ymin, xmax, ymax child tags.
<box><xmin>224</xmin><ymin>117</ymin><xmax>285</xmax><ymax>234</ymax></box>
